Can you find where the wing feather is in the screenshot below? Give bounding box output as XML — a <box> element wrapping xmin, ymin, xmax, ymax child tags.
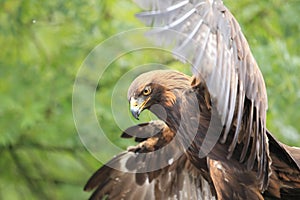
<box><xmin>85</xmin><ymin>121</ymin><xmax>216</xmax><ymax>199</ymax></box>
<box><xmin>227</xmin><ymin>84</ymin><xmax>244</xmax><ymax>158</ymax></box>
<box><xmin>240</xmin><ymin>101</ymin><xmax>254</xmax><ymax>162</ymax></box>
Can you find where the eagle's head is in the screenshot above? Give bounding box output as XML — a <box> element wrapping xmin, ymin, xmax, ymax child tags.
<box><xmin>127</xmin><ymin>70</ymin><xmax>191</xmax><ymax>119</ymax></box>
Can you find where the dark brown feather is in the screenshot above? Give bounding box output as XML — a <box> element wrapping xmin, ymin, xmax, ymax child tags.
<box><xmin>84</xmin><ymin>121</ymin><xmax>216</xmax><ymax>200</ymax></box>
<box><xmin>263</xmin><ymin>131</ymin><xmax>300</xmax><ymax>199</ymax></box>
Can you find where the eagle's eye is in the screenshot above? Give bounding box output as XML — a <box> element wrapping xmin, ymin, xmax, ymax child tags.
<box><xmin>142</xmin><ymin>86</ymin><xmax>151</xmax><ymax>96</ymax></box>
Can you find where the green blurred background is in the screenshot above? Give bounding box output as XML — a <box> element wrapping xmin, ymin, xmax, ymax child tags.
<box><xmin>0</xmin><ymin>0</ymin><xmax>299</xmax><ymax>199</ymax></box>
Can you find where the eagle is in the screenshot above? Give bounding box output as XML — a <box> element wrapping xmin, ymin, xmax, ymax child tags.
<box><xmin>84</xmin><ymin>0</ymin><xmax>300</xmax><ymax>199</ymax></box>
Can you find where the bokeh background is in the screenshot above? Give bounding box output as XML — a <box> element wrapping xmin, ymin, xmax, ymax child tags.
<box><xmin>1</xmin><ymin>0</ymin><xmax>299</xmax><ymax>199</ymax></box>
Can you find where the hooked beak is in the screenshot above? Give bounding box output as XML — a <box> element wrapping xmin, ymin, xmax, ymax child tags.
<box><xmin>130</xmin><ymin>97</ymin><xmax>150</xmax><ymax>120</ymax></box>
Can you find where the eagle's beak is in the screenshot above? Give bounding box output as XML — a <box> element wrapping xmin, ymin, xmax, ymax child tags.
<box><xmin>130</xmin><ymin>97</ymin><xmax>150</xmax><ymax>120</ymax></box>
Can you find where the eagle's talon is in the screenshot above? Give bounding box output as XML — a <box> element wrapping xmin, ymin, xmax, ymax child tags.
<box><xmin>127</xmin><ymin>145</ymin><xmax>140</xmax><ymax>152</ymax></box>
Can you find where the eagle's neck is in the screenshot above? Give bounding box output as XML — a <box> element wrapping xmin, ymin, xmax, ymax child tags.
<box><xmin>165</xmin><ymin>89</ymin><xmax>184</xmax><ymax>133</ymax></box>
<box><xmin>157</xmin><ymin>87</ymin><xmax>211</xmax><ymax>153</ymax></box>
<box><xmin>165</xmin><ymin>104</ymin><xmax>181</xmax><ymax>133</ymax></box>
<box><xmin>149</xmin><ymin>102</ymin><xmax>181</xmax><ymax>133</ymax></box>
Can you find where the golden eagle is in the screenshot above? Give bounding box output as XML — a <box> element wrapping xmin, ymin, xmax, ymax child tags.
<box><xmin>84</xmin><ymin>0</ymin><xmax>300</xmax><ymax>199</ymax></box>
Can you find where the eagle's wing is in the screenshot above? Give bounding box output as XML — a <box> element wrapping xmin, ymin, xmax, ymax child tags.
<box><xmin>84</xmin><ymin>120</ymin><xmax>216</xmax><ymax>200</ymax></box>
<box><xmin>208</xmin><ymin>158</ymin><xmax>264</xmax><ymax>199</ymax></box>
<box><xmin>265</xmin><ymin>130</ymin><xmax>300</xmax><ymax>199</ymax></box>
<box><xmin>134</xmin><ymin>0</ymin><xmax>270</xmax><ymax>190</ymax></box>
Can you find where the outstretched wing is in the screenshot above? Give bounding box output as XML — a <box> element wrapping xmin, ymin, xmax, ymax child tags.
<box><xmin>134</xmin><ymin>0</ymin><xmax>270</xmax><ymax>190</ymax></box>
<box><xmin>84</xmin><ymin>121</ymin><xmax>216</xmax><ymax>200</ymax></box>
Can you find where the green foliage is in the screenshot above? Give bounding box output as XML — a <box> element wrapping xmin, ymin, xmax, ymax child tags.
<box><xmin>0</xmin><ymin>0</ymin><xmax>299</xmax><ymax>199</ymax></box>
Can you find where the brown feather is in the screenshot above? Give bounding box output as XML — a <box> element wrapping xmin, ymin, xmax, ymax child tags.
<box><xmin>85</xmin><ymin>121</ymin><xmax>216</xmax><ymax>200</ymax></box>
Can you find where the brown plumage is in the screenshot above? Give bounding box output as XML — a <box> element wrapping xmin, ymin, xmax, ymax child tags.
<box><xmin>126</xmin><ymin>70</ymin><xmax>300</xmax><ymax>199</ymax></box>
<box><xmin>84</xmin><ymin>120</ymin><xmax>216</xmax><ymax>200</ymax></box>
<box><xmin>85</xmin><ymin>0</ymin><xmax>300</xmax><ymax>199</ymax></box>
<box><xmin>85</xmin><ymin>70</ymin><xmax>300</xmax><ymax>199</ymax></box>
